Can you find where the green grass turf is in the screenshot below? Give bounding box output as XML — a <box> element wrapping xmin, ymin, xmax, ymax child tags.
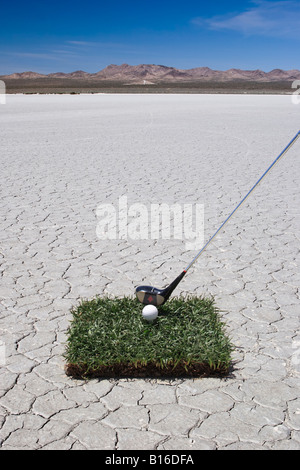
<box><xmin>65</xmin><ymin>296</ymin><xmax>233</xmax><ymax>379</ymax></box>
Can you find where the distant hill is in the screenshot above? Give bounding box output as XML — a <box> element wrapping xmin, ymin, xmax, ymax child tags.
<box><xmin>2</xmin><ymin>64</ymin><xmax>300</xmax><ymax>82</ymax></box>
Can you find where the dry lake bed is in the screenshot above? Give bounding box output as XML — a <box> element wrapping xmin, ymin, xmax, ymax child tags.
<box><xmin>0</xmin><ymin>93</ymin><xmax>299</xmax><ymax>449</ymax></box>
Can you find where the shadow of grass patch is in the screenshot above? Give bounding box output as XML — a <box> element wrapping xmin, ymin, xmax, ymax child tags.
<box><xmin>65</xmin><ymin>296</ymin><xmax>234</xmax><ymax>379</ymax></box>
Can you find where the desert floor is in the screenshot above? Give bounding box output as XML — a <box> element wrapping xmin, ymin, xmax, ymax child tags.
<box><xmin>0</xmin><ymin>94</ymin><xmax>299</xmax><ymax>449</ymax></box>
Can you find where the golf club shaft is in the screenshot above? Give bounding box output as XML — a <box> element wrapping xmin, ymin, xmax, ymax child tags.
<box><xmin>185</xmin><ymin>130</ymin><xmax>300</xmax><ymax>273</ymax></box>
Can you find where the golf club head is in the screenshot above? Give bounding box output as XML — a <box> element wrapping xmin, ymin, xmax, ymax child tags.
<box><xmin>135</xmin><ymin>271</ymin><xmax>186</xmax><ymax>306</ymax></box>
<box><xmin>135</xmin><ymin>286</ymin><xmax>167</xmax><ymax>306</ymax></box>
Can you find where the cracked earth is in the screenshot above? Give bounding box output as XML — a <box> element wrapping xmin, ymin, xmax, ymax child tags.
<box><xmin>0</xmin><ymin>94</ymin><xmax>299</xmax><ymax>450</ymax></box>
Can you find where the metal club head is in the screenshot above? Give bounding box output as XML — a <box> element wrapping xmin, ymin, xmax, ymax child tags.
<box><xmin>135</xmin><ymin>285</ymin><xmax>167</xmax><ymax>306</ymax></box>
<box><xmin>135</xmin><ymin>271</ymin><xmax>186</xmax><ymax>306</ymax></box>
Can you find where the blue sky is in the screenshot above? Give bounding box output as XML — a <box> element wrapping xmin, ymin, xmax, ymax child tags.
<box><xmin>1</xmin><ymin>0</ymin><xmax>300</xmax><ymax>74</ymax></box>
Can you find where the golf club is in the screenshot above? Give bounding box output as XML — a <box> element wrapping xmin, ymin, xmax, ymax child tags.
<box><xmin>136</xmin><ymin>131</ymin><xmax>300</xmax><ymax>306</ymax></box>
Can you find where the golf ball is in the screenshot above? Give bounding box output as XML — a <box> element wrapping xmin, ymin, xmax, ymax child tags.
<box><xmin>142</xmin><ymin>305</ymin><xmax>158</xmax><ymax>322</ymax></box>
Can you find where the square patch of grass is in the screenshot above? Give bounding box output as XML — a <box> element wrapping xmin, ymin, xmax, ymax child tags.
<box><xmin>65</xmin><ymin>296</ymin><xmax>233</xmax><ymax>379</ymax></box>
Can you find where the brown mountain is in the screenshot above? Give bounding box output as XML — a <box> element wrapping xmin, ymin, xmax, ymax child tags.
<box><xmin>92</xmin><ymin>63</ymin><xmax>186</xmax><ymax>80</ymax></box>
<box><xmin>48</xmin><ymin>70</ymin><xmax>91</xmax><ymax>79</ymax></box>
<box><xmin>2</xmin><ymin>64</ymin><xmax>300</xmax><ymax>82</ymax></box>
<box><xmin>6</xmin><ymin>71</ymin><xmax>47</xmax><ymax>79</ymax></box>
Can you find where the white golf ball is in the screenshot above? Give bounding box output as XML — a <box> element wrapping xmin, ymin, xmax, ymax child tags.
<box><xmin>142</xmin><ymin>305</ymin><xmax>158</xmax><ymax>322</ymax></box>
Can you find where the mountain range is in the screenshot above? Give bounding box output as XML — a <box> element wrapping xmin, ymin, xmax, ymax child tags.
<box><xmin>2</xmin><ymin>64</ymin><xmax>300</xmax><ymax>82</ymax></box>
